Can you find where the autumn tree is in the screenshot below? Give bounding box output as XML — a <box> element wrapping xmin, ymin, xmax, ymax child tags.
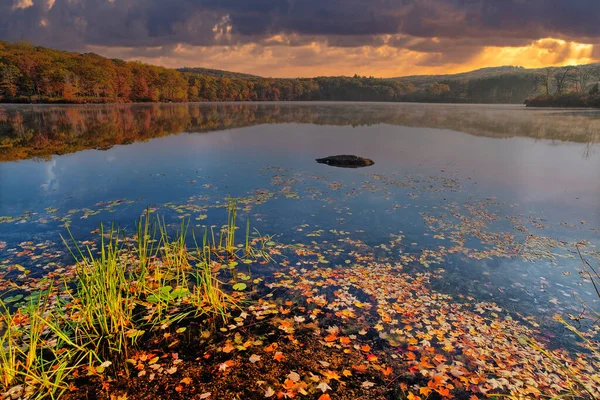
<box><xmin>542</xmin><ymin>68</ymin><xmax>552</xmax><ymax>95</ymax></box>
<box><xmin>575</xmin><ymin>67</ymin><xmax>594</xmax><ymax>93</ymax></box>
<box><xmin>0</xmin><ymin>62</ymin><xmax>21</xmax><ymax>97</ymax></box>
<box><xmin>554</xmin><ymin>66</ymin><xmax>577</xmax><ymax>94</ymax></box>
<box><xmin>428</xmin><ymin>82</ymin><xmax>451</xmax><ymax>96</ymax></box>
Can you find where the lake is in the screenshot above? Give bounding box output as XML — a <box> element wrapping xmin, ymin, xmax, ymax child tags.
<box><xmin>0</xmin><ymin>102</ymin><xmax>599</xmax><ymax>398</ymax></box>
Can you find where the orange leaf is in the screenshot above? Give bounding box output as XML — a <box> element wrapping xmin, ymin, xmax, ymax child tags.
<box><xmin>427</xmin><ymin>375</ymin><xmax>444</xmax><ymax>388</ymax></box>
<box><xmin>433</xmin><ymin>354</ymin><xmax>447</xmax><ymax>364</ymax></box>
<box><xmin>318</xmin><ymin>395</ymin><xmax>332</xmax><ymax>400</ymax></box>
<box><xmin>273</xmin><ymin>352</ymin><xmax>285</xmax><ymax>362</ymax></box>
<box><xmin>360</xmin><ymin>344</ymin><xmax>371</xmax><ymax>353</ymax></box>
<box><xmin>264</xmin><ymin>343</ymin><xmax>278</xmax><ymax>353</ymax></box>
<box><xmin>322</xmin><ymin>370</ymin><xmax>341</xmax><ymax>380</ymax></box>
<box><xmin>352</xmin><ymin>364</ymin><xmax>368</xmax><ymax>373</ymax></box>
<box><xmin>324</xmin><ymin>334</ymin><xmax>338</xmax><ymax>342</ymax></box>
<box><xmin>282</xmin><ymin>379</ymin><xmax>296</xmax><ymax>390</ymax></box>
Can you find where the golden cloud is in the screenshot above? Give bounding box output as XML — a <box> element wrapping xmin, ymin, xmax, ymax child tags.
<box><xmin>89</xmin><ymin>37</ymin><xmax>598</xmax><ymax>78</ymax></box>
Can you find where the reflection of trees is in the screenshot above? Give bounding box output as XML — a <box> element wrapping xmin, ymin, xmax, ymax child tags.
<box><xmin>0</xmin><ymin>103</ymin><xmax>599</xmax><ymax>162</ymax></box>
<box><xmin>582</xmin><ymin>142</ymin><xmax>597</xmax><ymax>159</ymax></box>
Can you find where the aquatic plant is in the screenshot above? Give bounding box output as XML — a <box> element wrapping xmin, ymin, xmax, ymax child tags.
<box><xmin>0</xmin><ymin>291</ymin><xmax>88</xmax><ymax>400</ymax></box>
<box><xmin>0</xmin><ymin>201</ymin><xmax>264</xmax><ymax>398</ymax></box>
<box><xmin>64</xmin><ymin>223</ymin><xmax>139</xmax><ymax>365</ymax></box>
<box><xmin>531</xmin><ymin>247</ymin><xmax>600</xmax><ymax>400</ymax></box>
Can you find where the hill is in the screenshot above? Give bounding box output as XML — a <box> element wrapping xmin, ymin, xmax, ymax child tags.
<box><xmin>177</xmin><ymin>67</ymin><xmax>260</xmax><ymax>79</ymax></box>
<box><xmin>392</xmin><ymin>66</ymin><xmax>531</xmax><ymax>87</ymax></box>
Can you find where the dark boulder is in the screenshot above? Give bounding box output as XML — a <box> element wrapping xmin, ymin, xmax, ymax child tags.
<box><xmin>316</xmin><ymin>155</ymin><xmax>375</xmax><ymax>168</ymax></box>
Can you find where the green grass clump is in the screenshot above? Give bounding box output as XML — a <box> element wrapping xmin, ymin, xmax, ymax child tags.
<box><xmin>66</xmin><ymin>224</ymin><xmax>139</xmax><ymax>364</ymax></box>
<box><xmin>0</xmin><ymin>200</ymin><xmax>268</xmax><ymax>399</ymax></box>
<box><xmin>0</xmin><ymin>292</ymin><xmax>88</xmax><ymax>399</ymax></box>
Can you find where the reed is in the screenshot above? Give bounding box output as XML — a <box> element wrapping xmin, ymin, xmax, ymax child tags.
<box><xmin>523</xmin><ymin>247</ymin><xmax>600</xmax><ymax>400</ymax></box>
<box><xmin>0</xmin><ymin>199</ymin><xmax>264</xmax><ymax>397</ymax></box>
<box><xmin>0</xmin><ymin>300</ymin><xmax>18</xmax><ymax>389</ymax></box>
<box><xmin>63</xmin><ymin>224</ymin><xmax>138</xmax><ymax>365</ymax></box>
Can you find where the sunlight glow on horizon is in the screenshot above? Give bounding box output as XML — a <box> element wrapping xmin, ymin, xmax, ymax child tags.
<box><xmin>88</xmin><ymin>37</ymin><xmax>599</xmax><ymax>78</ymax></box>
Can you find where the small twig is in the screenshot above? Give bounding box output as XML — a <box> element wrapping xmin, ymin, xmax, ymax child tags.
<box><xmin>576</xmin><ymin>246</ymin><xmax>600</xmax><ymax>299</ymax></box>
<box><xmin>385</xmin><ymin>373</ymin><xmax>403</xmax><ymax>388</ymax></box>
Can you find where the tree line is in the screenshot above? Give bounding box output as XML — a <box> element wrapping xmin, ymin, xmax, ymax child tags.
<box><xmin>526</xmin><ymin>65</ymin><xmax>600</xmax><ymax>107</ymax></box>
<box><xmin>2</xmin><ymin>40</ymin><xmax>595</xmax><ymax>105</ymax></box>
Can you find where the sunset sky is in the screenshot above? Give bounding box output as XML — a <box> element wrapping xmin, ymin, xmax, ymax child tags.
<box><xmin>1</xmin><ymin>0</ymin><xmax>599</xmax><ymax>77</ymax></box>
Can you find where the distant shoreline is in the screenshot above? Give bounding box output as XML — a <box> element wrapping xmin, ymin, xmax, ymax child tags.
<box><xmin>0</xmin><ymin>97</ymin><xmax>503</xmax><ymax>105</ymax></box>
<box><xmin>525</xmin><ymin>94</ymin><xmax>600</xmax><ymax>108</ymax></box>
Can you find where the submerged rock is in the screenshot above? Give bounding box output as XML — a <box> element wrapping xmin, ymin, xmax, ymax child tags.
<box><xmin>315</xmin><ymin>155</ymin><xmax>375</xmax><ymax>168</ymax></box>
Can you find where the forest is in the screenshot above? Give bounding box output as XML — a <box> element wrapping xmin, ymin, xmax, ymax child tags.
<box><xmin>0</xmin><ymin>41</ymin><xmax>597</xmax><ymax>105</ymax></box>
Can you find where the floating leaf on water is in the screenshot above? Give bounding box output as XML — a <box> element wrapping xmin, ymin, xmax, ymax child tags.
<box><xmin>233</xmin><ymin>283</ymin><xmax>247</xmax><ymax>291</ymax></box>
<box><xmin>3</xmin><ymin>294</ymin><xmax>23</xmax><ymax>303</ymax></box>
<box><xmin>249</xmin><ymin>354</ymin><xmax>261</xmax><ymax>363</ymax></box>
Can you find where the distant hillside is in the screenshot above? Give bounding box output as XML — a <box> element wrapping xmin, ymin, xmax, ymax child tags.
<box><xmin>1</xmin><ymin>41</ymin><xmax>598</xmax><ymax>105</ymax></box>
<box><xmin>392</xmin><ymin>66</ymin><xmax>531</xmax><ymax>88</ymax></box>
<box><xmin>393</xmin><ymin>64</ymin><xmax>600</xmax><ymax>87</ymax></box>
<box><xmin>177</xmin><ymin>67</ymin><xmax>260</xmax><ymax>79</ymax></box>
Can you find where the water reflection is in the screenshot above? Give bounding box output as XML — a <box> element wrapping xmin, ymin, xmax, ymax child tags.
<box><xmin>0</xmin><ymin>103</ymin><xmax>598</xmax><ymax>346</ymax></box>
<box><xmin>1</xmin><ymin>102</ymin><xmax>599</xmax><ymax>162</ymax></box>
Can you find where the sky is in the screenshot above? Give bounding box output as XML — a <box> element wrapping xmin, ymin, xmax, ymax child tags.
<box><xmin>1</xmin><ymin>0</ymin><xmax>599</xmax><ymax>78</ymax></box>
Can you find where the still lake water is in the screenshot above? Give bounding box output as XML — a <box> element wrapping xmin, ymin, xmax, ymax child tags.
<box><xmin>0</xmin><ymin>102</ymin><xmax>599</xmax><ymax>343</ymax></box>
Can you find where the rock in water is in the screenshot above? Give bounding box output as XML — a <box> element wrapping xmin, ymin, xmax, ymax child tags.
<box><xmin>315</xmin><ymin>155</ymin><xmax>375</xmax><ymax>168</ymax></box>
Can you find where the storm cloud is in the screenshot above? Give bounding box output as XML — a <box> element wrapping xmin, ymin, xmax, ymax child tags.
<box><xmin>1</xmin><ymin>0</ymin><xmax>599</xmax><ymax>76</ymax></box>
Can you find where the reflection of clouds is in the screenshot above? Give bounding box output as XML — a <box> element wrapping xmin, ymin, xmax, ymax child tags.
<box><xmin>42</xmin><ymin>159</ymin><xmax>58</xmax><ymax>192</ymax></box>
<box><xmin>106</xmin><ymin>154</ymin><xmax>116</xmax><ymax>163</ymax></box>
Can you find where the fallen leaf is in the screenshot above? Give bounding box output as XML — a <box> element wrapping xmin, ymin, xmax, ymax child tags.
<box><xmin>249</xmin><ymin>354</ymin><xmax>261</xmax><ymax>363</ymax></box>
<box><xmin>317</xmin><ymin>382</ymin><xmax>332</xmax><ymax>393</ymax></box>
<box><xmin>362</xmin><ymin>381</ymin><xmax>375</xmax><ymax>389</ymax></box>
<box><xmin>265</xmin><ymin>387</ymin><xmax>275</xmax><ymax>398</ymax></box>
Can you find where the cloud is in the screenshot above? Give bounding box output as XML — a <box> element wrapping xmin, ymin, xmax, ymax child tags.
<box><xmin>85</xmin><ymin>37</ymin><xmax>597</xmax><ymax>78</ymax></box>
<box><xmin>12</xmin><ymin>0</ymin><xmax>34</xmax><ymax>11</ymax></box>
<box><xmin>1</xmin><ymin>0</ymin><xmax>599</xmax><ymax>76</ymax></box>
